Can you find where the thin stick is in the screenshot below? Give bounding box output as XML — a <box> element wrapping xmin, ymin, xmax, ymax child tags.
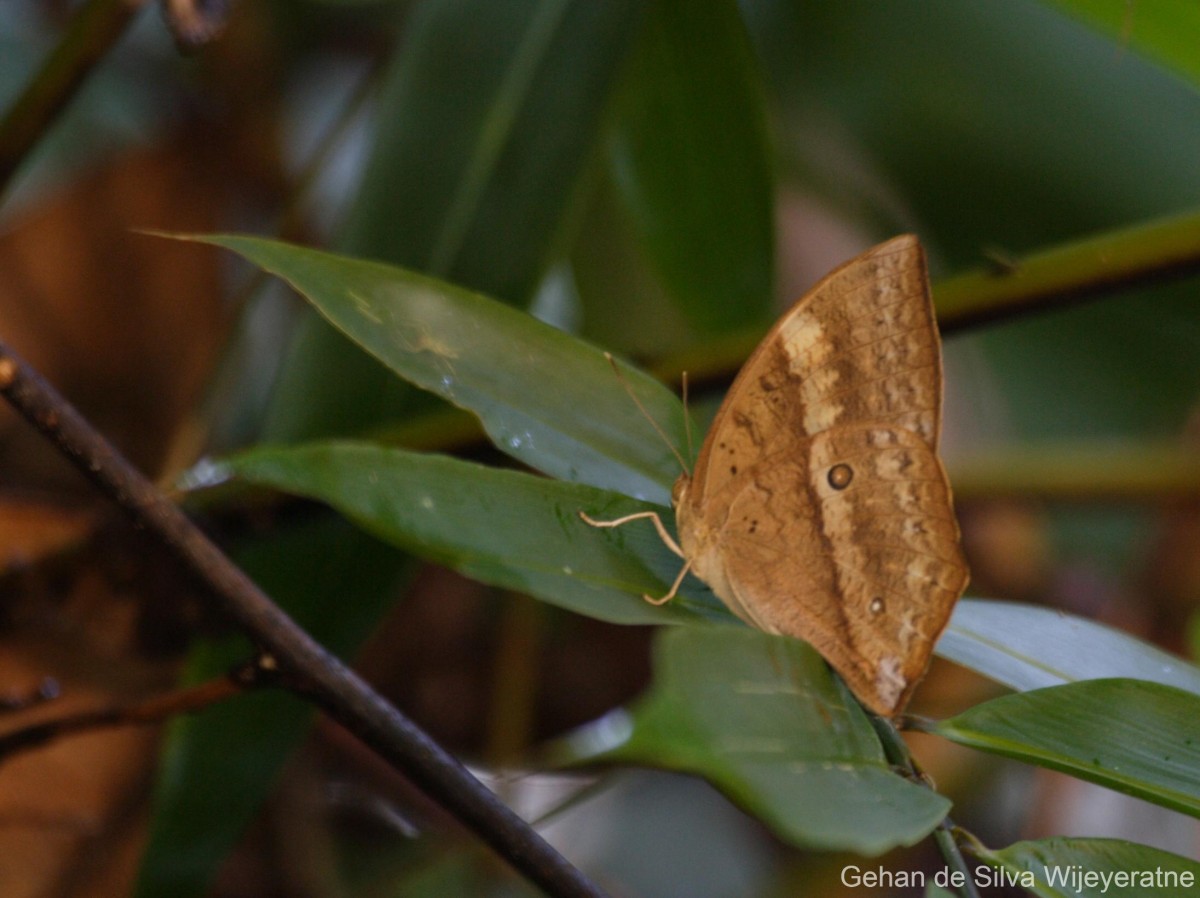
<box><xmin>0</xmin><ymin>343</ymin><xmax>606</xmax><ymax>898</ymax></box>
<box><xmin>0</xmin><ymin>666</ymin><xmax>254</xmax><ymax>763</ymax></box>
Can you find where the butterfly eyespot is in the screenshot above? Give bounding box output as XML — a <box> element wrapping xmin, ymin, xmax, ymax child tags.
<box><xmin>730</xmin><ymin>465</ymin><xmax>738</xmax><ymax>475</ymax></box>
<box><xmin>869</xmin><ymin>597</ymin><xmax>885</xmax><ymax>615</ymax></box>
<box><xmin>827</xmin><ymin>464</ymin><xmax>854</xmax><ymax>490</ymax></box>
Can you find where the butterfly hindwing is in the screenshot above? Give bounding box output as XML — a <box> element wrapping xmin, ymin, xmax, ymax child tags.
<box><xmin>707</xmin><ymin>425</ymin><xmax>967</xmax><ymax>715</ymax></box>
<box><xmin>805</xmin><ymin>425</ymin><xmax>967</xmax><ymax>713</ymax></box>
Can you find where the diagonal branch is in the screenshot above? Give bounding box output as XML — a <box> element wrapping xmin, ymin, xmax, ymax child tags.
<box><xmin>0</xmin><ymin>343</ymin><xmax>606</xmax><ymax>898</ymax></box>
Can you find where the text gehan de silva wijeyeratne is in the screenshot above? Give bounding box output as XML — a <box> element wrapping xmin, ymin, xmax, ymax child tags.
<box><xmin>840</xmin><ymin>863</ymin><xmax>1196</xmax><ymax>893</ymax></box>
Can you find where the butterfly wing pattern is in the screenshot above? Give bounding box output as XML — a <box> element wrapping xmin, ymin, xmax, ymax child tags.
<box><xmin>675</xmin><ymin>236</ymin><xmax>969</xmax><ymax>716</ymax></box>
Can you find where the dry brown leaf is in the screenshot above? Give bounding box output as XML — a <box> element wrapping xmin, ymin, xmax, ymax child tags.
<box><xmin>0</xmin><ymin>135</ymin><xmax>233</xmax><ymax>491</ymax></box>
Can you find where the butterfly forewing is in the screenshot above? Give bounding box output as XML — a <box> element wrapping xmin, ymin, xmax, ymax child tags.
<box><xmin>686</xmin><ymin>235</ymin><xmax>942</xmax><ymax>509</ymax></box>
<box><xmin>698</xmin><ymin>425</ymin><xmax>966</xmax><ymax>716</ymax></box>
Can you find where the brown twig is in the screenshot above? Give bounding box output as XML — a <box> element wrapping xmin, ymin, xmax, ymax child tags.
<box><xmin>0</xmin><ymin>665</ymin><xmax>254</xmax><ymax>763</ymax></box>
<box><xmin>0</xmin><ymin>343</ymin><xmax>606</xmax><ymax>898</ymax></box>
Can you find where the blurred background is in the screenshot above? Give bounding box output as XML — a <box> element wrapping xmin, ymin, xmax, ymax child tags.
<box><xmin>0</xmin><ymin>1</ymin><xmax>1198</xmax><ymax>895</ymax></box>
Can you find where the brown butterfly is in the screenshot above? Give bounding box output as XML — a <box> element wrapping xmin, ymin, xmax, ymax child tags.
<box><xmin>585</xmin><ymin>235</ymin><xmax>969</xmax><ymax>716</ymax></box>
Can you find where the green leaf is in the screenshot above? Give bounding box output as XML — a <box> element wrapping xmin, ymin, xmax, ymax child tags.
<box><xmin>975</xmin><ymin>836</ymin><xmax>1200</xmax><ymax>898</ymax></box>
<box><xmin>571</xmin><ymin>168</ymin><xmax>693</xmax><ymax>357</ymax></box>
<box><xmin>609</xmin><ymin>0</ymin><xmax>774</xmax><ymax>333</ymax></box>
<box><xmin>188</xmin><ymin>234</ymin><xmax>687</xmax><ymax>505</ymax></box>
<box><xmin>932</xmin><ymin>678</ymin><xmax>1200</xmax><ymax>818</ymax></box>
<box><xmin>135</xmin><ymin>517</ymin><xmax>407</xmax><ymax>897</ymax></box>
<box><xmin>223</xmin><ymin>440</ymin><xmax>723</xmax><ymax>625</ymax></box>
<box><xmin>1046</xmin><ymin>1</ymin><xmax>1200</xmax><ymax>91</ymax></box>
<box><xmin>265</xmin><ymin>0</ymin><xmax>642</xmax><ymax>441</ymax></box>
<box><xmin>569</xmin><ymin>627</ymin><xmax>950</xmax><ymax>855</ymax></box>
<box><xmin>924</xmin><ymin>886</ymin><xmax>957</xmax><ymax>898</ymax></box>
<box><xmin>341</xmin><ymin>0</ymin><xmax>642</xmax><ymax>298</ymax></box>
<box><xmin>939</xmin><ymin>599</ymin><xmax>1200</xmax><ymax>695</ymax></box>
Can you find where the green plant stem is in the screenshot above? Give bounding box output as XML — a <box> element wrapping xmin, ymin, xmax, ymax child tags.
<box><xmin>871</xmin><ymin>716</ymin><xmax>981</xmax><ymax>898</ymax></box>
<box><xmin>0</xmin><ymin>0</ymin><xmax>143</xmax><ymax>203</ymax></box>
<box><xmin>933</xmin><ymin>821</ymin><xmax>980</xmax><ymax>898</ymax></box>
<box><xmin>374</xmin><ymin>410</ymin><xmax>1200</xmax><ymax>506</ymax></box>
<box><xmin>949</xmin><ymin>441</ymin><xmax>1200</xmax><ymax>502</ymax></box>
<box><xmin>486</xmin><ymin>593</ymin><xmax>546</xmax><ymax>766</ymax></box>
<box><xmin>934</xmin><ymin>208</ymin><xmax>1200</xmax><ymax>330</ymax></box>
<box><xmin>652</xmin><ymin>209</ymin><xmax>1200</xmax><ymax>391</ymax></box>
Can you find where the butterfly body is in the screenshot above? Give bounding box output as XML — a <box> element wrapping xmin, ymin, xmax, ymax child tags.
<box><xmin>673</xmin><ymin>235</ymin><xmax>969</xmax><ymax>716</ymax></box>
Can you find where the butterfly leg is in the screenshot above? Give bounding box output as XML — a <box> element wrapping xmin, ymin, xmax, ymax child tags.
<box><xmin>643</xmin><ymin>558</ymin><xmax>693</xmax><ymax>606</ymax></box>
<box><xmin>579</xmin><ymin>510</ymin><xmax>691</xmax><ymax>606</ymax></box>
<box><xmin>578</xmin><ymin>510</ymin><xmax>684</xmax><ymax>558</ymax></box>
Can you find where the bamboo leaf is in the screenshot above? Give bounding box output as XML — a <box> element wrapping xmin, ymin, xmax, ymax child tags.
<box><xmin>223</xmin><ymin>441</ymin><xmax>723</xmax><ymax>624</ymax></box>
<box><xmin>932</xmin><ymin>679</ymin><xmax>1200</xmax><ymax>818</ymax></box>
<box><xmin>610</xmin><ymin>0</ymin><xmax>774</xmax><ymax>333</ymax></box>
<box><xmin>975</xmin><ymin>836</ymin><xmax>1200</xmax><ymax>898</ymax></box>
<box><xmin>265</xmin><ymin>0</ymin><xmax>642</xmax><ymax>441</ymax></box>
<box><xmin>940</xmin><ymin>599</ymin><xmax>1200</xmax><ymax>695</ymax></box>
<box><xmin>186</xmin><ymin>234</ymin><xmax>687</xmax><ymax>505</ymax></box>
<box><xmin>562</xmin><ymin>627</ymin><xmax>950</xmax><ymax>855</ymax></box>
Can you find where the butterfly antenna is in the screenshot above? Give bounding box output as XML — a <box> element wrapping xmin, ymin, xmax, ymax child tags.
<box><xmin>681</xmin><ymin>370</ymin><xmax>695</xmax><ymax>467</ymax></box>
<box><xmin>604</xmin><ymin>352</ymin><xmax>689</xmax><ymax>476</ymax></box>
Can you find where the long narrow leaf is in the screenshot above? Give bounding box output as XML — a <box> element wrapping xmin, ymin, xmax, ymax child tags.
<box><xmin>932</xmin><ymin>678</ymin><xmax>1200</xmax><ymax>818</ymax></box>
<box><xmin>187</xmin><ymin>234</ymin><xmax>687</xmax><ymax>505</ymax></box>
<box><xmin>940</xmin><ymin>599</ymin><xmax>1200</xmax><ymax>694</ymax></box>
<box><xmin>224</xmin><ymin>441</ymin><xmax>722</xmax><ymax>624</ymax></box>
<box><xmin>610</xmin><ymin>0</ymin><xmax>774</xmax><ymax>333</ymax></box>
<box><xmin>975</xmin><ymin>836</ymin><xmax>1200</xmax><ymax>898</ymax></box>
<box><xmin>341</xmin><ymin>0</ymin><xmax>643</xmax><ymax>300</ymax></box>
<box><xmin>266</xmin><ymin>0</ymin><xmax>643</xmax><ymax>442</ymax></box>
